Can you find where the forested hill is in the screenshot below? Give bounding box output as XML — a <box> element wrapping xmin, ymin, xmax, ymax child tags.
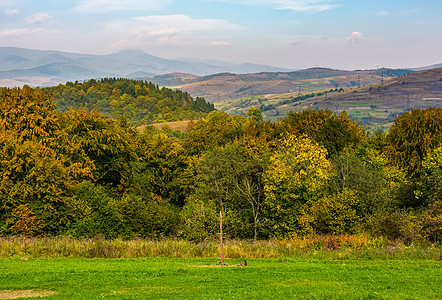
<box><xmin>43</xmin><ymin>78</ymin><xmax>215</xmax><ymax>125</ymax></box>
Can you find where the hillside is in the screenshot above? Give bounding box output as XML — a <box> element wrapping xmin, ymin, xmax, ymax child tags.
<box><xmin>166</xmin><ymin>68</ymin><xmax>413</xmax><ymax>103</ymax></box>
<box><xmin>42</xmin><ymin>78</ymin><xmax>215</xmax><ymax>125</ymax></box>
<box><xmin>216</xmin><ymin>68</ymin><xmax>442</xmax><ymax>129</ymax></box>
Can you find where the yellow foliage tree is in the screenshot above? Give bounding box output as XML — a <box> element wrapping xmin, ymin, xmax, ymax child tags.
<box><xmin>263</xmin><ymin>134</ymin><xmax>331</xmax><ymax>238</ymax></box>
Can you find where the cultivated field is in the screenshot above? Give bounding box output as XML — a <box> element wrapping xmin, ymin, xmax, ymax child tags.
<box><xmin>216</xmin><ymin>68</ymin><xmax>442</xmax><ymax>129</ymax></box>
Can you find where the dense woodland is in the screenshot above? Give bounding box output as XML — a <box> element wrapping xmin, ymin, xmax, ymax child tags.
<box><xmin>43</xmin><ymin>78</ymin><xmax>215</xmax><ymax>125</ymax></box>
<box><xmin>0</xmin><ymin>81</ymin><xmax>441</xmax><ymax>244</ymax></box>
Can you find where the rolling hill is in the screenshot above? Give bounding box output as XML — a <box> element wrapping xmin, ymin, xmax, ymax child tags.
<box><xmin>216</xmin><ymin>68</ymin><xmax>442</xmax><ymax>130</ymax></box>
<box><xmin>158</xmin><ymin>67</ymin><xmax>413</xmax><ymax>103</ymax></box>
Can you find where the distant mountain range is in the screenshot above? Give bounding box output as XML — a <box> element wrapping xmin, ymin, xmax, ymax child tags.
<box><xmin>0</xmin><ymin>47</ymin><xmax>292</xmax><ymax>87</ymax></box>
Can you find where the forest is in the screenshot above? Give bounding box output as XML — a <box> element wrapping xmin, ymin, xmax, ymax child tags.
<box><xmin>43</xmin><ymin>78</ymin><xmax>215</xmax><ymax>125</ymax></box>
<box><xmin>0</xmin><ymin>80</ymin><xmax>441</xmax><ymax>244</ymax></box>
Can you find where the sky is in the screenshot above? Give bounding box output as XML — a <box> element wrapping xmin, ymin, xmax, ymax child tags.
<box><xmin>0</xmin><ymin>0</ymin><xmax>441</xmax><ymax>70</ymax></box>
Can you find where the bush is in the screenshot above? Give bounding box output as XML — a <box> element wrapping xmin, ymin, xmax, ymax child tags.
<box><xmin>420</xmin><ymin>201</ymin><xmax>442</xmax><ymax>243</ymax></box>
<box><xmin>179</xmin><ymin>196</ymin><xmax>218</xmax><ymax>241</ymax></box>
<box><xmin>68</xmin><ymin>181</ymin><xmax>122</xmax><ymax>238</ymax></box>
<box><xmin>299</xmin><ymin>189</ymin><xmax>364</xmax><ymax>235</ymax></box>
<box><xmin>119</xmin><ymin>193</ymin><xmax>180</xmax><ymax>238</ymax></box>
<box><xmin>367</xmin><ymin>210</ymin><xmax>422</xmax><ymax>244</ymax></box>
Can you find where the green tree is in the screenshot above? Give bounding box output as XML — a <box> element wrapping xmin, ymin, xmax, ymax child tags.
<box><xmin>179</xmin><ymin>196</ymin><xmax>218</xmax><ymax>241</ymax></box>
<box><xmin>70</xmin><ymin>181</ymin><xmax>121</xmax><ymax>237</ymax></box>
<box><xmin>187</xmin><ymin>138</ymin><xmax>270</xmax><ymax>240</ymax></box>
<box><xmin>133</xmin><ymin>131</ymin><xmax>189</xmax><ymax>207</ymax></box>
<box><xmin>183</xmin><ymin>111</ymin><xmax>247</xmax><ymax>155</ymax></box>
<box><xmin>246</xmin><ymin>107</ymin><xmax>263</xmax><ymax>122</ymax></box>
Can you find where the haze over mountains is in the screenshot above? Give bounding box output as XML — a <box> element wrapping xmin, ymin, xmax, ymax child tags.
<box><xmin>0</xmin><ymin>47</ymin><xmax>291</xmax><ymax>87</ymax></box>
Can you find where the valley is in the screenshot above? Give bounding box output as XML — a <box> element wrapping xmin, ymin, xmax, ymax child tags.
<box><xmin>214</xmin><ymin>68</ymin><xmax>442</xmax><ymax>130</ymax></box>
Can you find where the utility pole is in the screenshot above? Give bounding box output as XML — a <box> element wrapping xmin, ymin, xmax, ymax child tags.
<box><xmin>218</xmin><ymin>211</ymin><xmax>225</xmax><ymax>266</ymax></box>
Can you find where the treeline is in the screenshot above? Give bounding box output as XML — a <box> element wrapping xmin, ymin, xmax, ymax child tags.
<box><xmin>43</xmin><ymin>78</ymin><xmax>215</xmax><ymax>125</ymax></box>
<box><xmin>0</xmin><ymin>86</ymin><xmax>441</xmax><ymax>244</ymax></box>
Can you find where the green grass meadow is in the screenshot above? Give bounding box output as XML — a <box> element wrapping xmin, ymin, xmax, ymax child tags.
<box><xmin>1</xmin><ymin>257</ymin><xmax>441</xmax><ymax>299</ymax></box>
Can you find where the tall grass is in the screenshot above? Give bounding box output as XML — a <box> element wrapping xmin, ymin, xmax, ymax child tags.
<box><xmin>0</xmin><ymin>234</ymin><xmax>440</xmax><ymax>260</ymax></box>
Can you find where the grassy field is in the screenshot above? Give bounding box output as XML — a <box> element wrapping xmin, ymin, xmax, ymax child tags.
<box><xmin>1</xmin><ymin>257</ymin><xmax>441</xmax><ymax>299</ymax></box>
<box><xmin>0</xmin><ymin>237</ymin><xmax>440</xmax><ymax>299</ymax></box>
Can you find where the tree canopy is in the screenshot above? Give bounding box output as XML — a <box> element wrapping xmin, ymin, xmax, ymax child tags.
<box><xmin>0</xmin><ymin>84</ymin><xmax>440</xmax><ymax>244</ymax></box>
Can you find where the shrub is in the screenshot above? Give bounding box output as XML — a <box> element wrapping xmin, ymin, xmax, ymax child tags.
<box><xmin>118</xmin><ymin>193</ymin><xmax>180</xmax><ymax>238</ymax></box>
<box><xmin>179</xmin><ymin>196</ymin><xmax>218</xmax><ymax>241</ymax></box>
<box><xmin>299</xmin><ymin>189</ymin><xmax>364</xmax><ymax>235</ymax></box>
<box><xmin>420</xmin><ymin>201</ymin><xmax>442</xmax><ymax>243</ymax></box>
<box><xmin>68</xmin><ymin>181</ymin><xmax>122</xmax><ymax>238</ymax></box>
<box><xmin>367</xmin><ymin>210</ymin><xmax>422</xmax><ymax>244</ymax></box>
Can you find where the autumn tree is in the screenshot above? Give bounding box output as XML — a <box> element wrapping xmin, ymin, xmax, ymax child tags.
<box><xmin>59</xmin><ymin>109</ymin><xmax>137</xmax><ymax>190</ymax></box>
<box><xmin>384</xmin><ymin>107</ymin><xmax>442</xmax><ymax>179</ymax></box>
<box><xmin>184</xmin><ymin>111</ymin><xmax>247</xmax><ymax>155</ymax></box>
<box><xmin>263</xmin><ymin>134</ymin><xmax>331</xmax><ymax>238</ymax></box>
<box><xmin>416</xmin><ymin>146</ymin><xmax>442</xmax><ymax>205</ymax></box>
<box><xmin>278</xmin><ymin>109</ymin><xmax>366</xmax><ymax>157</ymax></box>
<box><xmin>0</xmin><ymin>87</ymin><xmax>74</xmax><ymax>234</ymax></box>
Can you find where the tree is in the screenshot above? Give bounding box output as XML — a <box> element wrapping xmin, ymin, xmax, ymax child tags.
<box><xmin>133</xmin><ymin>131</ymin><xmax>189</xmax><ymax>207</ymax></box>
<box><xmin>416</xmin><ymin>146</ymin><xmax>442</xmax><ymax>205</ymax></box>
<box><xmin>179</xmin><ymin>195</ymin><xmax>218</xmax><ymax>241</ymax></box>
<box><xmin>187</xmin><ymin>139</ymin><xmax>270</xmax><ymax>240</ymax></box>
<box><xmin>246</xmin><ymin>107</ymin><xmax>263</xmax><ymax>122</ymax></box>
<box><xmin>0</xmin><ymin>87</ymin><xmax>73</xmax><ymax>235</ymax></box>
<box><xmin>183</xmin><ymin>111</ymin><xmax>247</xmax><ymax>155</ymax></box>
<box><xmin>263</xmin><ymin>134</ymin><xmax>331</xmax><ymax>238</ymax></box>
<box><xmin>384</xmin><ymin>107</ymin><xmax>442</xmax><ymax>179</ymax></box>
<box><xmin>59</xmin><ymin>109</ymin><xmax>137</xmax><ymax>190</ymax></box>
<box><xmin>303</xmin><ymin>188</ymin><xmax>364</xmax><ymax>235</ymax></box>
<box><xmin>278</xmin><ymin>109</ymin><xmax>366</xmax><ymax>157</ymax></box>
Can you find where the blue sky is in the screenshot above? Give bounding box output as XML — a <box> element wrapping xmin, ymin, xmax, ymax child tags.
<box><xmin>0</xmin><ymin>0</ymin><xmax>441</xmax><ymax>69</ymax></box>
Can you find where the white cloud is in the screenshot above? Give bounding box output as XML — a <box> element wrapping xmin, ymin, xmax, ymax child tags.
<box><xmin>5</xmin><ymin>9</ymin><xmax>19</xmax><ymax>15</ymax></box>
<box><xmin>209</xmin><ymin>41</ymin><xmax>231</xmax><ymax>46</ymax></box>
<box><xmin>0</xmin><ymin>28</ymin><xmax>42</xmax><ymax>37</ymax></box>
<box><xmin>108</xmin><ymin>15</ymin><xmax>242</xmax><ymax>51</ymax></box>
<box><xmin>398</xmin><ymin>9</ymin><xmax>420</xmax><ymax>16</ymax></box>
<box><xmin>74</xmin><ymin>0</ymin><xmax>172</xmax><ymax>13</ymax></box>
<box><xmin>216</xmin><ymin>0</ymin><xmax>339</xmax><ymax>12</ymax></box>
<box><xmin>375</xmin><ymin>9</ymin><xmax>419</xmax><ymax>17</ymax></box>
<box><xmin>375</xmin><ymin>10</ymin><xmax>389</xmax><ymax>17</ymax></box>
<box><xmin>134</xmin><ymin>14</ymin><xmax>244</xmax><ymax>32</ymax></box>
<box><xmin>26</xmin><ymin>13</ymin><xmax>51</xmax><ymax>26</ymax></box>
<box><xmin>347</xmin><ymin>31</ymin><xmax>363</xmax><ymax>44</ymax></box>
<box><xmin>0</xmin><ymin>1</ymin><xmax>13</xmax><ymax>6</ymax></box>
